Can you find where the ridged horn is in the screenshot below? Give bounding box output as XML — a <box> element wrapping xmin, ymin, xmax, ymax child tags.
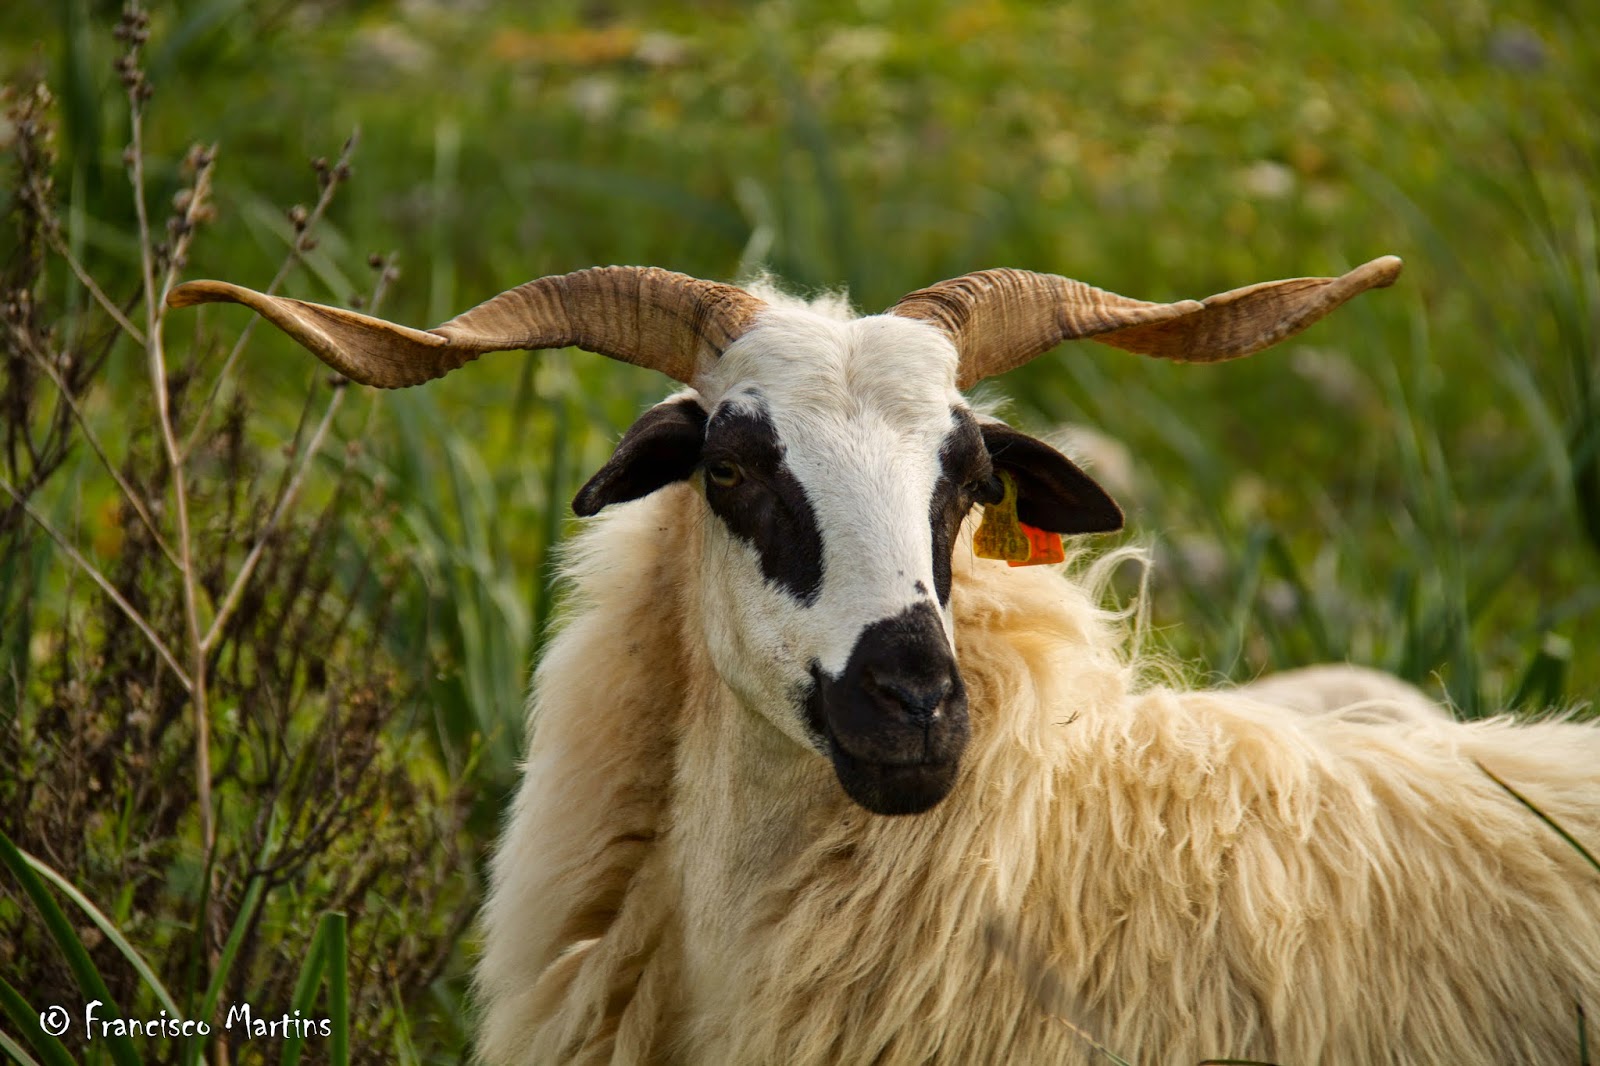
<box><xmin>166</xmin><ymin>266</ymin><xmax>766</xmax><ymax>388</ymax></box>
<box><xmin>890</xmin><ymin>256</ymin><xmax>1403</xmax><ymax>389</ymax></box>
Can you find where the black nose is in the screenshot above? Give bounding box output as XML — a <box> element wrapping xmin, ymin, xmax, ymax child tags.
<box><xmin>863</xmin><ymin>666</ymin><xmax>954</xmax><ymax>723</ymax></box>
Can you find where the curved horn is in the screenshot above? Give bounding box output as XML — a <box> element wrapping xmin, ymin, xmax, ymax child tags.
<box><xmin>890</xmin><ymin>256</ymin><xmax>1402</xmax><ymax>389</ymax></box>
<box><xmin>167</xmin><ymin>266</ymin><xmax>766</xmax><ymax>388</ymax></box>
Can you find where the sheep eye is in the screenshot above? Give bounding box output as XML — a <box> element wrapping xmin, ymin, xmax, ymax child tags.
<box><xmin>706</xmin><ymin>461</ymin><xmax>744</xmax><ymax>488</ymax></box>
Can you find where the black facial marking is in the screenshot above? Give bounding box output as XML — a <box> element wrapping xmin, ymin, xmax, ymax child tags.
<box><xmin>980</xmin><ymin>422</ymin><xmax>1123</xmax><ymax>535</ymax></box>
<box><xmin>928</xmin><ymin>408</ymin><xmax>992</xmax><ymax>605</ymax></box>
<box><xmin>572</xmin><ymin>396</ymin><xmax>708</xmax><ymax>516</ymax></box>
<box><xmin>702</xmin><ymin>399</ymin><xmax>825</xmax><ymax>605</ymax></box>
<box><xmin>804</xmin><ymin>601</ymin><xmax>969</xmax><ymax>816</ymax></box>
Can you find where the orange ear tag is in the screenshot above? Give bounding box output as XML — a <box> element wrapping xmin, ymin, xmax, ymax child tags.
<box><xmin>1012</xmin><ymin>521</ymin><xmax>1065</xmax><ymax>567</ymax></box>
<box><xmin>972</xmin><ymin>471</ymin><xmax>1065</xmax><ymax>566</ymax></box>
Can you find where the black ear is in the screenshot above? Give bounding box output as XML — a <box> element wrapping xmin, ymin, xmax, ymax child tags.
<box><xmin>979</xmin><ymin>422</ymin><xmax>1123</xmax><ymax>534</ymax></box>
<box><xmin>573</xmin><ymin>396</ymin><xmax>708</xmax><ymax>516</ymax></box>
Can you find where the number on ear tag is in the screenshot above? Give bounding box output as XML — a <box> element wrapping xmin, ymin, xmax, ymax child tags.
<box><xmin>973</xmin><ymin>471</ymin><xmax>1064</xmax><ymax>566</ymax></box>
<box><xmin>973</xmin><ymin>470</ymin><xmax>1031</xmax><ymax>562</ymax></box>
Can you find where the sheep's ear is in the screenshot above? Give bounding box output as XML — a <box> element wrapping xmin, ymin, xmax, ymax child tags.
<box><xmin>573</xmin><ymin>396</ymin><xmax>707</xmax><ymax>516</ymax></box>
<box><xmin>980</xmin><ymin>423</ymin><xmax>1123</xmax><ymax>535</ymax></box>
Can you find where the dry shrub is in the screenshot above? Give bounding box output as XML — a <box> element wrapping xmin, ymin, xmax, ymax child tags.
<box><xmin>1</xmin><ymin>18</ymin><xmax>475</xmax><ymax>1062</ymax></box>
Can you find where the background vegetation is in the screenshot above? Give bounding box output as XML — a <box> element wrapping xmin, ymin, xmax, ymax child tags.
<box><xmin>1</xmin><ymin>0</ymin><xmax>1595</xmax><ymax>1061</ymax></box>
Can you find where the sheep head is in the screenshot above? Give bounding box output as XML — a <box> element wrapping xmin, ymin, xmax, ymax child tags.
<box><xmin>168</xmin><ymin>256</ymin><xmax>1400</xmax><ymax>816</ymax></box>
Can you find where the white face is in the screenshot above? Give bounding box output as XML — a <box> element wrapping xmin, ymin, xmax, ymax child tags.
<box><xmin>692</xmin><ymin>310</ymin><xmax>973</xmax><ymax>748</ymax></box>
<box><xmin>572</xmin><ymin>300</ymin><xmax>1119</xmax><ymax>815</ymax></box>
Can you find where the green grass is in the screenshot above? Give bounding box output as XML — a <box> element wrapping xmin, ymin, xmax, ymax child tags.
<box><xmin>2</xmin><ymin>0</ymin><xmax>1597</xmax><ymax>1060</ymax></box>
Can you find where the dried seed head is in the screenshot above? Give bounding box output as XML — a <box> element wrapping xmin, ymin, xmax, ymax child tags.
<box><xmin>182</xmin><ymin>143</ymin><xmax>214</xmax><ymax>175</ymax></box>
<box><xmin>287</xmin><ymin>203</ymin><xmax>309</xmax><ymax>229</ymax></box>
<box><xmin>367</xmin><ymin>252</ymin><xmax>385</xmax><ymax>269</ymax></box>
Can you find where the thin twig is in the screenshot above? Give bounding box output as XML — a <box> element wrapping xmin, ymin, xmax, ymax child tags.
<box><xmin>181</xmin><ymin>130</ymin><xmax>359</xmax><ymax>461</ymax></box>
<box><xmin>22</xmin><ymin>342</ymin><xmax>181</xmax><ymax>570</ymax></box>
<box><xmin>0</xmin><ymin>472</ymin><xmax>192</xmax><ymax>690</ymax></box>
<box><xmin>202</xmin><ymin>382</ymin><xmax>346</xmax><ymax>654</ymax></box>
<box><xmin>46</xmin><ymin>230</ymin><xmax>147</xmax><ymax>345</ymax></box>
<box><xmin>120</xmin><ymin>5</ymin><xmax>223</xmax><ymax>1019</ymax></box>
<box><xmin>155</xmin><ymin>143</ymin><xmax>216</xmax><ymax>307</ymax></box>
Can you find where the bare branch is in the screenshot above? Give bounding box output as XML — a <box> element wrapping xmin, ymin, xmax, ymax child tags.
<box><xmin>22</xmin><ymin>342</ymin><xmax>181</xmax><ymax>570</ymax></box>
<box><xmin>0</xmin><ymin>472</ymin><xmax>192</xmax><ymax>691</ymax></box>
<box><xmin>202</xmin><ymin>381</ymin><xmax>346</xmax><ymax>655</ymax></box>
<box><xmin>46</xmin><ymin>231</ymin><xmax>147</xmax><ymax>346</ymax></box>
<box><xmin>121</xmin><ymin>3</ymin><xmax>220</xmax><ymax>994</ymax></box>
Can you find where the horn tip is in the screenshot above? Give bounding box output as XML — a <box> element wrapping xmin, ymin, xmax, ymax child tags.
<box><xmin>1362</xmin><ymin>255</ymin><xmax>1403</xmax><ymax>288</ymax></box>
<box><xmin>167</xmin><ymin>279</ymin><xmax>243</xmax><ymax>309</ymax></box>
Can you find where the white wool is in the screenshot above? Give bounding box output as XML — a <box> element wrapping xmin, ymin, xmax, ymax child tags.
<box><xmin>477</xmin><ymin>483</ymin><xmax>1600</xmax><ymax>1064</ymax></box>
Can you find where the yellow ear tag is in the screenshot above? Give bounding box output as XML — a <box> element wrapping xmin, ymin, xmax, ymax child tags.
<box><xmin>966</xmin><ymin>467</ymin><xmax>1068</xmax><ymax>563</ymax></box>
<box><xmin>973</xmin><ymin>470</ymin><xmax>1066</xmax><ymax>567</ymax></box>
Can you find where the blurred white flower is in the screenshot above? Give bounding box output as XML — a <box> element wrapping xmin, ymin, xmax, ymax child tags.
<box><xmin>1238</xmin><ymin>160</ymin><xmax>1295</xmax><ymax>201</ymax></box>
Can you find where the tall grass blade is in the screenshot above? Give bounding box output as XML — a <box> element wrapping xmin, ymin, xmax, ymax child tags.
<box><xmin>279</xmin><ymin>912</ymin><xmax>329</xmax><ymax>1066</ymax></box>
<box><xmin>0</xmin><ymin>538</ymin><xmax>45</xmax><ymax>698</ymax></box>
<box><xmin>276</xmin><ymin>911</ymin><xmax>348</xmax><ymax>1065</ymax></box>
<box><xmin>0</xmin><ymin>828</ymin><xmax>139</xmax><ymax>1066</ymax></box>
<box><xmin>0</xmin><ymin>977</ymin><xmax>74</xmax><ymax>1066</ymax></box>
<box><xmin>189</xmin><ymin>873</ymin><xmax>265</xmax><ymax>1055</ymax></box>
<box><xmin>326</xmin><ymin>913</ymin><xmax>349</xmax><ymax>1066</ymax></box>
<box><xmin>427</xmin><ymin>118</ymin><xmax>461</xmax><ymax>327</ymax></box>
<box><xmin>1509</xmin><ymin>633</ymin><xmax>1572</xmax><ymax>712</ymax></box>
<box><xmin>1265</xmin><ymin>531</ymin><xmax>1335</xmax><ymax>662</ymax></box>
<box><xmin>20</xmin><ymin>849</ymin><xmax>181</xmax><ymax>1018</ymax></box>
<box><xmin>388</xmin><ymin>985</ymin><xmax>422</xmax><ymax>1066</ymax></box>
<box><xmin>1477</xmin><ymin>761</ymin><xmax>1600</xmax><ymax>877</ymax></box>
<box><xmin>147</xmin><ymin>0</ymin><xmax>254</xmax><ymax>77</ymax></box>
<box><xmin>1219</xmin><ymin>526</ymin><xmax>1271</xmax><ymax>678</ymax></box>
<box><xmin>0</xmin><ymin>1033</ymin><xmax>46</xmax><ymax>1066</ymax></box>
<box><xmin>530</xmin><ymin>388</ymin><xmax>572</xmax><ymax>665</ymax></box>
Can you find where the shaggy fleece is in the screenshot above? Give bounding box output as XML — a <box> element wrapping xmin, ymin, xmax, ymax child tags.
<box><xmin>477</xmin><ymin>482</ymin><xmax>1600</xmax><ymax>1064</ymax></box>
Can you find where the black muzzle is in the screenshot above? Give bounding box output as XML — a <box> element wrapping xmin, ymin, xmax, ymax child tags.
<box><xmin>807</xmin><ymin>601</ymin><xmax>969</xmax><ymax>815</ymax></box>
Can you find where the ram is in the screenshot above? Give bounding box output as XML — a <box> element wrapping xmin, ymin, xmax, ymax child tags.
<box><xmin>170</xmin><ymin>258</ymin><xmax>1600</xmax><ymax>1064</ymax></box>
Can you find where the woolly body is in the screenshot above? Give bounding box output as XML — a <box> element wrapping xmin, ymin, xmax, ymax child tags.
<box><xmin>479</xmin><ymin>480</ymin><xmax>1600</xmax><ymax>1066</ymax></box>
<box><xmin>475</xmin><ymin>291</ymin><xmax>1600</xmax><ymax>1064</ymax></box>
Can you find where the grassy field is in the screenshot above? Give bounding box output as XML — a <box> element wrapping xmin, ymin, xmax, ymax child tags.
<box><xmin>1</xmin><ymin>0</ymin><xmax>1596</xmax><ymax>1061</ymax></box>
